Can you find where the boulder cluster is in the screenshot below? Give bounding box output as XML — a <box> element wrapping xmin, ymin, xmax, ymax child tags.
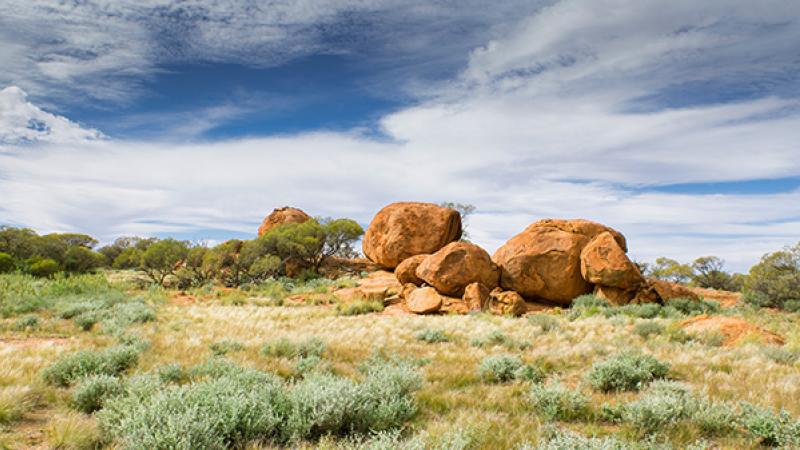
<box><xmin>362</xmin><ymin>201</ymin><xmax>698</xmax><ymax>316</ymax></box>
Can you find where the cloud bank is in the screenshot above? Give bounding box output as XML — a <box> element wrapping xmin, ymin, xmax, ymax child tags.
<box><xmin>1</xmin><ymin>0</ymin><xmax>799</xmax><ymax>272</ymax></box>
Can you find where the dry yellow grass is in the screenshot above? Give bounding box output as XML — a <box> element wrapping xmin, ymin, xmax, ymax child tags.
<box><xmin>1</xmin><ymin>278</ymin><xmax>799</xmax><ymax>448</ymax></box>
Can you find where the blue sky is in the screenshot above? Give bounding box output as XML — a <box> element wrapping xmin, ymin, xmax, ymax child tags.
<box><xmin>1</xmin><ymin>0</ymin><xmax>799</xmax><ymax>272</ymax></box>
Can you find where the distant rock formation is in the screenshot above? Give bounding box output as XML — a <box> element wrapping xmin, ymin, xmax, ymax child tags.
<box><xmin>257</xmin><ymin>206</ymin><xmax>311</xmax><ymax>236</ymax></box>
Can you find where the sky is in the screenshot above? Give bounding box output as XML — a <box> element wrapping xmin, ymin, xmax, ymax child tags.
<box><xmin>1</xmin><ymin>0</ymin><xmax>799</xmax><ymax>272</ymax></box>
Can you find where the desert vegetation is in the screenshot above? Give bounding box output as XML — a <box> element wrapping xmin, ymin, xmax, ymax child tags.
<box><xmin>1</xmin><ymin>204</ymin><xmax>799</xmax><ymax>449</ymax></box>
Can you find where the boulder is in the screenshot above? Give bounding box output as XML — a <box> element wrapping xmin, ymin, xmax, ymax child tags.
<box><xmin>405</xmin><ymin>287</ymin><xmax>443</xmax><ymax>314</ymax></box>
<box><xmin>529</xmin><ymin>219</ymin><xmax>627</xmax><ymax>251</ymax></box>
<box><xmin>395</xmin><ymin>254</ymin><xmax>428</xmax><ymax>286</ymax></box>
<box><xmin>488</xmin><ymin>288</ymin><xmax>526</xmax><ymax>316</ymax></box>
<box><xmin>580</xmin><ymin>232</ymin><xmax>644</xmax><ymax>290</ymax></box>
<box><xmin>257</xmin><ymin>207</ymin><xmax>311</xmax><ymax>236</ymax></box>
<box><xmin>416</xmin><ymin>242</ymin><xmax>499</xmax><ymax>297</ymax></box>
<box><xmin>594</xmin><ymin>285</ymin><xmax>635</xmax><ymax>305</ymax></box>
<box><xmin>400</xmin><ymin>283</ymin><xmax>418</xmax><ymax>300</ymax></box>
<box><xmin>332</xmin><ymin>270</ymin><xmax>401</xmax><ymax>303</ymax></box>
<box><xmin>492</xmin><ymin>226</ymin><xmax>591</xmax><ymax>304</ymax></box>
<box><xmin>440</xmin><ymin>296</ymin><xmax>470</xmax><ymax>315</ymax></box>
<box><xmin>362</xmin><ymin>202</ymin><xmax>462</xmax><ymax>269</ymax></box>
<box><xmin>649</xmin><ymin>278</ymin><xmax>700</xmax><ymax>301</ymax></box>
<box><xmin>463</xmin><ymin>282</ymin><xmax>490</xmax><ymax>311</ymax></box>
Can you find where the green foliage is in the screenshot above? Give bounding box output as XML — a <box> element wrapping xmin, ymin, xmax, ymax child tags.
<box><xmin>156</xmin><ymin>364</ymin><xmax>187</xmax><ymax>384</ymax></box>
<box><xmin>528</xmin><ymin>314</ymin><xmax>560</xmax><ymax>332</ymax></box>
<box><xmin>42</xmin><ymin>345</ymin><xmax>140</xmax><ymax>386</ymax></box>
<box><xmin>0</xmin><ymin>252</ymin><xmax>14</xmax><ymax>273</ymax></box>
<box><xmin>649</xmin><ymin>257</ymin><xmax>694</xmax><ymax>284</ymax></box>
<box><xmin>587</xmin><ymin>352</ymin><xmax>669</xmax><ymax>392</ymax></box>
<box><xmin>14</xmin><ymin>314</ymin><xmax>40</xmax><ymax>331</ymax></box>
<box><xmin>738</xmin><ymin>402</ymin><xmax>800</xmax><ymax>447</ymax></box>
<box><xmin>665</xmin><ymin>297</ymin><xmax>720</xmax><ymax>315</ymax></box>
<box><xmin>28</xmin><ymin>258</ymin><xmax>60</xmax><ymax>277</ymax></box>
<box><xmin>262</xmin><ymin>337</ymin><xmax>326</xmax><ymax>359</ymax></box>
<box><xmin>632</xmin><ymin>321</ymin><xmax>665</xmax><ymax>339</ymax></box>
<box><xmin>336</xmin><ymin>299</ymin><xmax>384</xmax><ymax>316</ymax></box>
<box><xmin>63</xmin><ymin>246</ymin><xmax>104</xmax><ymax>273</ymax></box>
<box><xmin>528</xmin><ymin>381</ymin><xmax>590</xmax><ymax>421</ymax></box>
<box><xmin>761</xmin><ymin>347</ymin><xmax>800</xmax><ymax>365</ymax></box>
<box><xmin>140</xmin><ymin>238</ymin><xmax>189</xmax><ymax>285</ymax></box>
<box><xmin>478</xmin><ymin>355</ymin><xmax>523</xmax><ymax>383</ymax></box>
<box><xmin>97</xmin><ymin>358</ymin><xmax>421</xmax><ymax>448</ymax></box>
<box><xmin>744</xmin><ymin>242</ymin><xmax>800</xmax><ymax>310</ymax></box>
<box><xmin>70</xmin><ymin>375</ymin><xmax>126</xmax><ymax>413</ymax></box>
<box><xmin>691</xmin><ymin>256</ymin><xmax>736</xmax><ymax>290</ymax></box>
<box><xmin>74</xmin><ymin>311</ymin><xmax>101</xmax><ymax>331</ymax></box>
<box><xmin>470</xmin><ymin>329</ymin><xmax>530</xmax><ymax>350</ymax></box>
<box><xmin>414</xmin><ymin>329</ymin><xmax>450</xmax><ymax>343</ymax></box>
<box><xmin>260</xmin><ymin>218</ymin><xmax>364</xmax><ymax>272</ymax></box>
<box><xmin>616</xmin><ymin>381</ymin><xmax>697</xmax><ymax>434</ymax></box>
<box><xmin>209</xmin><ymin>339</ymin><xmax>245</xmax><ymax>356</ymax></box>
<box><xmin>530</xmin><ymin>427</ymin><xmax>634</xmax><ymax>450</ymax></box>
<box><xmin>112</xmin><ymin>247</ymin><xmax>143</xmax><ymax>270</ymax></box>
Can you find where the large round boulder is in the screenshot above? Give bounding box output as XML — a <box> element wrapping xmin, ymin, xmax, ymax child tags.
<box><xmin>394</xmin><ymin>254</ymin><xmax>428</xmax><ymax>286</ymax></box>
<box><xmin>257</xmin><ymin>207</ymin><xmax>311</xmax><ymax>236</ymax></box>
<box><xmin>580</xmin><ymin>231</ymin><xmax>644</xmax><ymax>290</ymax></box>
<box><xmin>416</xmin><ymin>242</ymin><xmax>499</xmax><ymax>297</ymax></box>
<box><xmin>362</xmin><ymin>202</ymin><xmax>462</xmax><ymax>269</ymax></box>
<box><xmin>492</xmin><ymin>219</ymin><xmax>626</xmax><ymax>304</ymax></box>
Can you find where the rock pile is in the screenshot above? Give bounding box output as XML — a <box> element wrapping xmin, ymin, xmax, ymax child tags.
<box><xmin>257</xmin><ymin>207</ymin><xmax>312</xmax><ymax>237</ymax></box>
<box><xmin>361</xmin><ymin>202</ymin><xmax>700</xmax><ymax>316</ymax></box>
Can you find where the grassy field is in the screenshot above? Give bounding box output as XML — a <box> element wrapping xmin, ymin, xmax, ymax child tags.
<box><xmin>1</xmin><ymin>272</ymin><xmax>800</xmax><ymax>449</ymax></box>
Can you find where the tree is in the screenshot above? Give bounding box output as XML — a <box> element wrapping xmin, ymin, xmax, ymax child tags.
<box><xmin>140</xmin><ymin>239</ymin><xmax>189</xmax><ymax>285</ymax></box>
<box><xmin>649</xmin><ymin>257</ymin><xmax>694</xmax><ymax>284</ymax></box>
<box><xmin>260</xmin><ymin>218</ymin><xmax>364</xmax><ymax>273</ymax></box>
<box><xmin>744</xmin><ymin>243</ymin><xmax>800</xmax><ymax>309</ymax></box>
<box><xmin>0</xmin><ymin>226</ymin><xmax>39</xmax><ymax>259</ymax></box>
<box><xmin>63</xmin><ymin>246</ymin><xmax>105</xmax><ymax>273</ymax></box>
<box><xmin>201</xmin><ymin>240</ymin><xmax>245</xmax><ymax>287</ymax></box>
<box><xmin>691</xmin><ymin>256</ymin><xmax>734</xmax><ymax>290</ymax></box>
<box><xmin>112</xmin><ymin>248</ymin><xmax>143</xmax><ymax>269</ymax></box>
<box><xmin>99</xmin><ymin>236</ymin><xmax>157</xmax><ymax>266</ymax></box>
<box><xmin>440</xmin><ymin>202</ymin><xmax>476</xmax><ymax>240</ymax></box>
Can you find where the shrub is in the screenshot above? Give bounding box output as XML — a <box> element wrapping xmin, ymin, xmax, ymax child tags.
<box><xmin>70</xmin><ymin>375</ymin><xmax>126</xmax><ymax>413</ymax></box>
<box><xmin>632</xmin><ymin>321</ymin><xmax>664</xmax><ymax>339</ymax></box>
<box><xmin>336</xmin><ymin>299</ymin><xmax>384</xmax><ymax>316</ymax></box>
<box><xmin>531</xmin><ymin>427</ymin><xmax>634</xmax><ymax>449</ymax></box>
<box><xmin>528</xmin><ymin>314</ymin><xmax>560</xmax><ymax>332</ymax></box>
<box><xmin>14</xmin><ymin>314</ymin><xmax>40</xmax><ymax>331</ymax></box>
<box><xmin>140</xmin><ymin>238</ymin><xmax>189</xmax><ymax>286</ymax></box>
<box><xmin>113</xmin><ymin>301</ymin><xmax>157</xmax><ymax>325</ymax></box>
<box><xmin>73</xmin><ymin>311</ymin><xmax>101</xmax><ymax>331</ymax></box>
<box><xmin>294</xmin><ymin>355</ymin><xmax>325</xmax><ymax>376</ymax></box>
<box><xmin>479</xmin><ymin>355</ymin><xmax>524</xmax><ymax>383</ymax></box>
<box><xmin>0</xmin><ymin>252</ymin><xmax>14</xmax><ymax>273</ymax></box>
<box><xmin>262</xmin><ymin>337</ymin><xmax>326</xmax><ymax>359</ymax></box>
<box><xmin>528</xmin><ymin>381</ymin><xmax>590</xmax><ymax>421</ymax></box>
<box><xmin>470</xmin><ymin>330</ymin><xmax>529</xmax><ymax>349</ymax></box>
<box><xmin>587</xmin><ymin>352</ymin><xmax>669</xmax><ymax>392</ymax></box>
<box><xmin>738</xmin><ymin>402</ymin><xmax>800</xmax><ymax>447</ymax></box>
<box><xmin>156</xmin><ymin>364</ymin><xmax>187</xmax><ymax>384</ymax></box>
<box><xmin>666</xmin><ymin>297</ymin><xmax>720</xmax><ymax>316</ymax></box>
<box><xmin>414</xmin><ymin>329</ymin><xmax>449</xmax><ymax>343</ymax></box>
<box><xmin>618</xmin><ymin>381</ymin><xmax>696</xmax><ymax>434</ymax></box>
<box><xmin>761</xmin><ymin>347</ymin><xmax>800</xmax><ymax>365</ymax></box>
<box><xmin>42</xmin><ymin>345</ymin><xmax>140</xmax><ymax>386</ymax></box>
<box><xmin>98</xmin><ymin>359</ymin><xmax>421</xmax><ymax>448</ymax></box>
<box><xmin>28</xmin><ymin>258</ymin><xmax>60</xmax><ymax>277</ymax></box>
<box><xmin>784</xmin><ymin>299</ymin><xmax>800</xmax><ymax>313</ymax></box>
<box><xmin>209</xmin><ymin>339</ymin><xmax>245</xmax><ymax>356</ymax></box>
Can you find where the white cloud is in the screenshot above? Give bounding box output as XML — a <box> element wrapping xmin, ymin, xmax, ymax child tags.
<box><xmin>0</xmin><ymin>86</ymin><xmax>104</xmax><ymax>146</ymax></box>
<box><xmin>1</xmin><ymin>0</ymin><xmax>799</xmax><ymax>273</ymax></box>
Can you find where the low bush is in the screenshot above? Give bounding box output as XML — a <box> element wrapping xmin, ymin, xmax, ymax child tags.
<box><xmin>478</xmin><ymin>355</ymin><xmax>524</xmax><ymax>383</ymax></box>
<box><xmin>42</xmin><ymin>345</ymin><xmax>140</xmax><ymax>386</ymax></box>
<box><xmin>587</xmin><ymin>352</ymin><xmax>669</xmax><ymax>392</ymax></box>
<box><xmin>528</xmin><ymin>382</ymin><xmax>590</xmax><ymax>422</ymax></box>
<box><xmin>336</xmin><ymin>299</ymin><xmax>384</xmax><ymax>316</ymax></box>
<box><xmin>209</xmin><ymin>339</ymin><xmax>245</xmax><ymax>356</ymax></box>
<box><xmin>73</xmin><ymin>311</ymin><xmax>101</xmax><ymax>331</ymax></box>
<box><xmin>761</xmin><ymin>347</ymin><xmax>800</xmax><ymax>365</ymax></box>
<box><xmin>666</xmin><ymin>297</ymin><xmax>720</xmax><ymax>316</ymax></box>
<box><xmin>97</xmin><ymin>358</ymin><xmax>422</xmax><ymax>448</ymax></box>
<box><xmin>529</xmin><ymin>427</ymin><xmax>638</xmax><ymax>450</ymax></box>
<box><xmin>470</xmin><ymin>330</ymin><xmax>530</xmax><ymax>350</ymax></box>
<box><xmin>156</xmin><ymin>364</ymin><xmax>187</xmax><ymax>384</ymax></box>
<box><xmin>632</xmin><ymin>321</ymin><xmax>664</xmax><ymax>339</ymax></box>
<box><xmin>414</xmin><ymin>329</ymin><xmax>449</xmax><ymax>343</ymax></box>
<box><xmin>528</xmin><ymin>314</ymin><xmax>560</xmax><ymax>332</ymax></box>
<box><xmin>262</xmin><ymin>337</ymin><xmax>326</xmax><ymax>359</ymax></box>
<box><xmin>617</xmin><ymin>381</ymin><xmax>697</xmax><ymax>434</ymax></box>
<box><xmin>70</xmin><ymin>375</ymin><xmax>126</xmax><ymax>413</ymax></box>
<box><xmin>738</xmin><ymin>402</ymin><xmax>800</xmax><ymax>447</ymax></box>
<box><xmin>14</xmin><ymin>315</ymin><xmax>40</xmax><ymax>331</ymax></box>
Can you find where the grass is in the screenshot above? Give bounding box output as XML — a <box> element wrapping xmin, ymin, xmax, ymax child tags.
<box><xmin>586</xmin><ymin>351</ymin><xmax>670</xmax><ymax>392</ymax></box>
<box><xmin>2</xmin><ymin>272</ymin><xmax>800</xmax><ymax>448</ymax></box>
<box><xmin>336</xmin><ymin>299</ymin><xmax>384</xmax><ymax>316</ymax></box>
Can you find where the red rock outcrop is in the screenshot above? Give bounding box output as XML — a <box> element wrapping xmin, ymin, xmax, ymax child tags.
<box><xmin>362</xmin><ymin>202</ymin><xmax>461</xmax><ymax>269</ymax></box>
<box><xmin>257</xmin><ymin>207</ymin><xmax>311</xmax><ymax>236</ymax></box>
<box><xmin>416</xmin><ymin>242</ymin><xmax>499</xmax><ymax>297</ymax></box>
<box><xmin>581</xmin><ymin>231</ymin><xmax>644</xmax><ymax>290</ymax></box>
<box><xmin>395</xmin><ymin>254</ymin><xmax>428</xmax><ymax>286</ymax></box>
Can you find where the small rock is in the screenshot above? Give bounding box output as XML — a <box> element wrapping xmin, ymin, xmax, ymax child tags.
<box><xmin>395</xmin><ymin>254</ymin><xmax>428</xmax><ymax>285</ymax></box>
<box><xmin>405</xmin><ymin>287</ymin><xmax>443</xmax><ymax>314</ymax></box>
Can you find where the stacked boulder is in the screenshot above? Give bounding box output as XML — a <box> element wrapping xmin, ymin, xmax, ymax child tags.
<box><xmin>362</xmin><ymin>203</ymin><xmax>697</xmax><ymax>316</ymax></box>
<box><xmin>257</xmin><ymin>206</ymin><xmax>311</xmax><ymax>236</ymax></box>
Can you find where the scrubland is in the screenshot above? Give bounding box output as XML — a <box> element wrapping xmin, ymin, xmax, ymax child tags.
<box><xmin>1</xmin><ymin>272</ymin><xmax>800</xmax><ymax>449</ymax></box>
